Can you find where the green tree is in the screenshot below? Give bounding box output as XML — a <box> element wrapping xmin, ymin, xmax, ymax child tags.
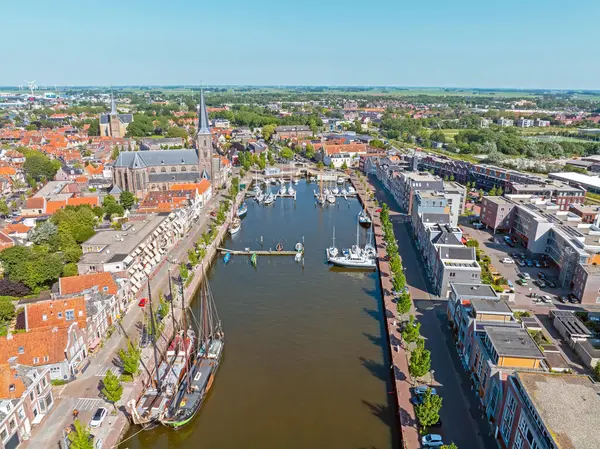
<box><xmin>478</xmin><ymin>189</ymin><xmax>484</xmax><ymax>200</ymax></box>
<box><xmin>52</xmin><ymin>206</ymin><xmax>97</xmax><ymax>243</ymax></box>
<box><xmin>68</xmin><ymin>420</ymin><xmax>94</xmax><ymax>449</ymax></box>
<box><xmin>497</xmin><ymin>186</ymin><xmax>503</xmax><ymax>196</ymax></box>
<box><xmin>280</xmin><ymin>147</ymin><xmax>294</xmax><ymax>161</ymax></box>
<box><xmin>594</xmin><ymin>361</ymin><xmax>600</xmax><ymax>381</ymax></box>
<box><xmin>256</xmin><ymin>153</ymin><xmax>266</xmax><ymax>171</ymax></box>
<box><xmin>111</xmin><ymin>145</ymin><xmax>121</xmax><ymax>160</ymax></box>
<box><xmin>118</xmin><ymin>341</ymin><xmax>142</xmax><ymax>376</ymax></box>
<box><xmin>63</xmin><ymin>263</ymin><xmax>79</xmax><ymax>277</ymax></box>
<box><xmin>441</xmin><ymin>445</ymin><xmax>458</xmax><ymax>449</ymax></box>
<box><xmin>101</xmin><ymin>370</ymin><xmax>123</xmax><ymax>413</ymax></box>
<box><xmin>216</xmin><ymin>209</ymin><xmax>226</xmax><ymax>224</ymax></box>
<box><xmin>262</xmin><ymin>124</ymin><xmax>277</xmax><ymax>141</ymax></box>
<box><xmin>370</xmin><ymin>139</ymin><xmax>385</xmax><ymax>149</ymax></box>
<box><xmin>166</xmin><ymin>126</ymin><xmax>188</xmax><ymax>139</ymax></box>
<box><xmin>489</xmin><ymin>186</ymin><xmax>497</xmax><ymax>196</ymax></box>
<box><xmin>188</xmin><ymin>248</ymin><xmax>199</xmax><ymax>267</ymax></box>
<box><xmin>23</xmin><ymin>152</ymin><xmax>61</xmax><ymax>180</ymax></box>
<box><xmin>0</xmin><ymin>300</ymin><xmax>16</xmax><ymax>325</ymax></box>
<box><xmin>430</xmin><ymin>130</ymin><xmax>446</xmax><ymax>143</ymax></box>
<box><xmin>409</xmin><ymin>339</ymin><xmax>431</xmax><ymax>380</ymax></box>
<box><xmin>402</xmin><ymin>315</ymin><xmax>421</xmax><ymax>345</ymax></box>
<box><xmin>341</xmin><ymin>161</ymin><xmax>348</xmax><ymax>170</ymax></box>
<box><xmin>119</xmin><ymin>191</ymin><xmax>136</xmax><ymax>210</ymax></box>
<box><xmin>305</xmin><ymin>144</ymin><xmax>315</xmax><ymax>159</ymax></box>
<box><xmin>87</xmin><ymin>118</ymin><xmax>100</xmax><ymax>137</ymax></box>
<box><xmin>392</xmin><ymin>272</ymin><xmax>406</xmax><ymax>292</ymax></box>
<box><xmin>465</xmin><ymin>239</ymin><xmax>479</xmax><ymax>248</ymax></box>
<box><xmin>179</xmin><ymin>262</ymin><xmax>189</xmax><ymax>281</ymax></box>
<box><xmin>125</xmin><ymin>114</ymin><xmax>154</xmax><ymax>137</ymax></box>
<box><xmin>396</xmin><ymin>291</ymin><xmax>412</xmax><ymax>318</ymax></box>
<box><xmin>267</xmin><ymin>151</ymin><xmax>276</xmax><ymax>166</ymax></box>
<box><xmin>29</xmin><ymin>220</ymin><xmax>58</xmax><ymax>245</ymax></box>
<box><xmin>317</xmin><ymin>161</ymin><xmax>324</xmax><ymax>170</ymax></box>
<box><xmin>0</xmin><ymin>201</ymin><xmax>8</xmax><ymax>217</ymax></box>
<box><xmin>415</xmin><ymin>387</ymin><xmax>443</xmax><ymax>432</ymax></box>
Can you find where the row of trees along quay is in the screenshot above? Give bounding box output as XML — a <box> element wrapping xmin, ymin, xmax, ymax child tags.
<box><xmin>380</xmin><ymin>205</ymin><xmax>458</xmax><ymax>449</ymax></box>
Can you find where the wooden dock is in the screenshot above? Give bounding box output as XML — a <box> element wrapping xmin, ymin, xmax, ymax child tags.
<box><xmin>218</xmin><ymin>247</ymin><xmax>300</xmax><ymax>256</ymax></box>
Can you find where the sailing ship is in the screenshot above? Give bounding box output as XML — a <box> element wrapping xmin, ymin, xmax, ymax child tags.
<box><xmin>263</xmin><ymin>192</ymin><xmax>275</xmax><ymax>205</ymax></box>
<box><xmin>128</xmin><ymin>283</ymin><xmax>196</xmax><ymax>429</ymax></box>
<box><xmin>327</xmin><ymin>214</ymin><xmax>376</xmax><ymax>269</ymax></box>
<box><xmin>326</xmin><ymin>226</ymin><xmax>338</xmax><ymax>259</ymax></box>
<box><xmin>160</xmin><ymin>280</ymin><xmax>224</xmax><ymax>430</ymax></box>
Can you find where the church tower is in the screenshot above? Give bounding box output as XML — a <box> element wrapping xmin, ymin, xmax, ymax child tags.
<box><xmin>108</xmin><ymin>92</ymin><xmax>122</xmax><ymax>137</ymax></box>
<box><xmin>195</xmin><ymin>89</ymin><xmax>214</xmax><ymax>181</ymax></box>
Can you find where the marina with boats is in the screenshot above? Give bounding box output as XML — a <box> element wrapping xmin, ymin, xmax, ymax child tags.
<box><xmin>124</xmin><ymin>176</ymin><xmax>396</xmax><ymax>449</ymax></box>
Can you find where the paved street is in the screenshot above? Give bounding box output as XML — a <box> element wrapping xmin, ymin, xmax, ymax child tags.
<box><xmin>371</xmin><ymin>176</ymin><xmax>493</xmax><ymax>449</ymax></box>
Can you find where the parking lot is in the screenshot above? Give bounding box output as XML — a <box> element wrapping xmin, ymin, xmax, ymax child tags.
<box><xmin>462</xmin><ymin>223</ymin><xmax>572</xmax><ymax>308</ymax></box>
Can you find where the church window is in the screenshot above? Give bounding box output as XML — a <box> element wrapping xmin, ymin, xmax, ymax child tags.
<box><xmin>161</xmin><ymin>167</ymin><xmax>167</xmax><ymax>173</ymax></box>
<box><xmin>150</xmin><ymin>168</ymin><xmax>157</xmax><ymax>173</ymax></box>
<box><xmin>181</xmin><ymin>167</ymin><xmax>187</xmax><ymax>172</ymax></box>
<box><xmin>191</xmin><ymin>166</ymin><xmax>197</xmax><ymax>171</ymax></box>
<box><xmin>171</xmin><ymin>166</ymin><xmax>177</xmax><ymax>172</ymax></box>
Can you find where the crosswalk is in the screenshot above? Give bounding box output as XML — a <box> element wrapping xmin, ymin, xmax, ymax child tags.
<box><xmin>74</xmin><ymin>398</ymin><xmax>104</xmax><ymax>411</ymax></box>
<box><xmin>95</xmin><ymin>366</ymin><xmax>122</xmax><ymax>377</ymax></box>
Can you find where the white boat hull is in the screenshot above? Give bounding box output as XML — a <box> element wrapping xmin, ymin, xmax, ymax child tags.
<box><xmin>327</xmin><ymin>255</ymin><xmax>376</xmax><ymax>269</ymax></box>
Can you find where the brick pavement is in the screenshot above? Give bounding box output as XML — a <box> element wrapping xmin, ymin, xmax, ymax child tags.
<box><xmin>351</xmin><ymin>174</ymin><xmax>420</xmax><ymax>449</ymax></box>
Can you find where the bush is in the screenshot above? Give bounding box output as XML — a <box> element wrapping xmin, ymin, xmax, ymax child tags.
<box><xmin>0</xmin><ymin>279</ymin><xmax>31</xmax><ymax>297</ymax></box>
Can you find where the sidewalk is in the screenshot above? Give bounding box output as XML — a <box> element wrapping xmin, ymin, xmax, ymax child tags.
<box><xmin>23</xmin><ymin>186</ymin><xmax>236</xmax><ymax>449</ymax></box>
<box><xmin>351</xmin><ymin>174</ymin><xmax>420</xmax><ymax>449</ymax></box>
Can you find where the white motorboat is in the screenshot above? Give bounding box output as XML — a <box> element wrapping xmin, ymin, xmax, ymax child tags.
<box><xmin>287</xmin><ymin>185</ymin><xmax>295</xmax><ymax>196</ymax></box>
<box><xmin>359</xmin><ymin>210</ymin><xmax>372</xmax><ymax>227</ymax></box>
<box><xmin>347</xmin><ymin>186</ymin><xmax>356</xmax><ymax>194</ymax></box>
<box><xmin>341</xmin><ymin>188</ymin><xmax>348</xmax><ymax>195</ymax></box>
<box><xmin>255</xmin><ymin>192</ymin><xmax>264</xmax><ymax>203</ymax></box>
<box><xmin>294</xmin><ymin>179</ymin><xmax>299</xmax><ymax>185</ymax></box>
<box><xmin>328</xmin><ymin>245</ymin><xmax>376</xmax><ymax>269</ymax></box>
<box><xmin>332</xmin><ymin>186</ymin><xmax>339</xmax><ymax>195</ymax></box>
<box><xmin>323</xmin><ymin>188</ymin><xmax>330</xmax><ymax>195</ymax></box>
<box><xmin>279</xmin><ymin>185</ymin><xmax>286</xmax><ymax>196</ymax></box>
<box><xmin>326</xmin><ymin>194</ymin><xmax>336</xmax><ymax>204</ymax></box>
<box><xmin>295</xmin><ymin>252</ymin><xmax>302</xmax><ymax>262</ymax></box>
<box><xmin>316</xmin><ymin>194</ymin><xmax>325</xmax><ymax>206</ymax></box>
<box><xmin>310</xmin><ymin>176</ymin><xmax>316</xmax><ymax>182</ymax></box>
<box><xmin>229</xmin><ymin>218</ymin><xmax>241</xmax><ymax>235</ymax></box>
<box><xmin>337</xmin><ymin>177</ymin><xmax>344</xmax><ymax>184</ymax></box>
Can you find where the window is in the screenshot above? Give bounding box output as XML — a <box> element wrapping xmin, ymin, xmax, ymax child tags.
<box><xmin>18</xmin><ymin>346</ymin><xmax>24</xmax><ymax>354</ymax></box>
<box><xmin>65</xmin><ymin>310</ymin><xmax>75</xmax><ymax>321</ymax></box>
<box><xmin>171</xmin><ymin>166</ymin><xmax>177</xmax><ymax>172</ymax></box>
<box><xmin>42</xmin><ymin>377</ymin><xmax>47</xmax><ymax>387</ymax></box>
<box><xmin>18</xmin><ymin>408</ymin><xmax>25</xmax><ymax>420</ymax></box>
<box><xmin>35</xmin><ymin>384</ymin><xmax>41</xmax><ymax>395</ymax></box>
<box><xmin>42</xmin><ymin>314</ymin><xmax>47</xmax><ymax>321</ymax></box>
<box><xmin>57</xmin><ymin>312</ymin><xmax>63</xmax><ymax>319</ymax></box>
<box><xmin>9</xmin><ymin>420</ymin><xmax>15</xmax><ymax>431</ymax></box>
<box><xmin>29</xmin><ymin>391</ymin><xmax>34</xmax><ymax>401</ymax></box>
<box><xmin>79</xmin><ymin>310</ymin><xmax>84</xmax><ymax>317</ymax></box>
<box><xmin>518</xmin><ymin>415</ymin><xmax>528</xmax><ymax>434</ymax></box>
<box><xmin>103</xmin><ymin>286</ymin><xmax>109</xmax><ymax>292</ymax></box>
<box><xmin>8</xmin><ymin>384</ymin><xmax>15</xmax><ymax>392</ymax></box>
<box><xmin>1</xmin><ymin>429</ymin><xmax>7</xmax><ymax>441</ymax></box>
<box><xmin>501</xmin><ymin>392</ymin><xmax>517</xmax><ymax>442</ymax></box>
<box><xmin>449</xmin><ymin>272</ymin><xmax>456</xmax><ymax>278</ymax></box>
<box><xmin>33</xmin><ymin>357</ymin><xmax>39</xmax><ymax>364</ymax></box>
<box><xmin>45</xmin><ymin>393</ymin><xmax>53</xmax><ymax>409</ymax></box>
<box><xmin>44</xmin><ymin>356</ymin><xmax>49</xmax><ymax>362</ymax></box>
<box><xmin>50</xmin><ymin>366</ymin><xmax>60</xmax><ymax>373</ymax></box>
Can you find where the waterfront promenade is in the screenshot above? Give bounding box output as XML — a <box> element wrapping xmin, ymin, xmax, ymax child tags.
<box><xmin>350</xmin><ymin>173</ymin><xmax>420</xmax><ymax>449</ymax></box>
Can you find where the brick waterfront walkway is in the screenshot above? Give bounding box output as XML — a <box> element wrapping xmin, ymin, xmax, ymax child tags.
<box><xmin>351</xmin><ymin>174</ymin><xmax>420</xmax><ymax>449</ymax></box>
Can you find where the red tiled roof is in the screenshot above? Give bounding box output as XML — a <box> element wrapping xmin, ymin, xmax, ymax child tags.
<box><xmin>45</xmin><ymin>200</ymin><xmax>67</xmax><ymax>215</ymax></box>
<box><xmin>59</xmin><ymin>272</ymin><xmax>118</xmax><ymax>296</ymax></box>
<box><xmin>25</xmin><ymin>197</ymin><xmax>45</xmax><ymax>209</ymax></box>
<box><xmin>0</xmin><ymin>326</ymin><xmax>78</xmax><ymax>366</ymax></box>
<box><xmin>0</xmin><ymin>364</ymin><xmax>26</xmax><ymax>398</ymax></box>
<box><xmin>321</xmin><ymin>143</ymin><xmax>367</xmax><ymax>155</ymax></box>
<box><xmin>169</xmin><ymin>178</ymin><xmax>211</xmax><ymax>195</ymax></box>
<box><xmin>67</xmin><ymin>196</ymin><xmax>99</xmax><ymax>207</ymax></box>
<box><xmin>25</xmin><ymin>297</ymin><xmax>87</xmax><ymax>330</ymax></box>
<box><xmin>3</xmin><ymin>223</ymin><xmax>31</xmax><ymax>235</ymax></box>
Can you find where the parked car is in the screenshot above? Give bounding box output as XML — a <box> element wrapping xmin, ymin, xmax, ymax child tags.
<box><xmin>517</xmin><ymin>279</ymin><xmax>528</xmax><ymax>286</ymax></box>
<box><xmin>502</xmin><ymin>257</ymin><xmax>515</xmax><ymax>264</ymax></box>
<box><xmin>540</xmin><ymin>295</ymin><xmax>553</xmax><ymax>304</ymax></box>
<box><xmin>517</xmin><ymin>259</ymin><xmax>525</xmax><ymax>267</ymax></box>
<box><xmin>534</xmin><ymin>280</ymin><xmax>546</xmax><ymax>288</ymax></box>
<box><xmin>90</xmin><ymin>407</ymin><xmax>108</xmax><ymax>428</ymax></box>
<box><xmin>547</xmin><ymin>280</ymin><xmax>556</xmax><ymax>288</ymax></box>
<box><xmin>542</xmin><ymin>260</ymin><xmax>549</xmax><ymax>268</ymax></box>
<box><xmin>510</xmin><ymin>253</ymin><xmax>519</xmax><ymax>259</ymax></box>
<box><xmin>557</xmin><ymin>295</ymin><xmax>566</xmax><ymax>303</ymax></box>
<box><xmin>520</xmin><ymin>272</ymin><xmax>531</xmax><ymax>280</ymax></box>
<box><xmin>414</xmin><ymin>386</ymin><xmax>437</xmax><ymax>396</ymax></box>
<box><xmin>526</xmin><ymin>260</ymin><xmax>534</xmax><ymax>267</ymax></box>
<box><xmin>568</xmin><ymin>294</ymin><xmax>579</xmax><ymax>304</ymax></box>
<box><xmin>537</xmin><ymin>272</ymin><xmax>547</xmax><ymax>280</ymax></box>
<box><xmin>534</xmin><ymin>260</ymin><xmax>542</xmax><ymax>268</ymax></box>
<box><xmin>422</xmin><ymin>434</ymin><xmax>444</xmax><ymax>447</ymax></box>
<box><xmin>506</xmin><ymin>240</ymin><xmax>515</xmax><ymax>247</ymax></box>
<box><xmin>473</xmin><ymin>222</ymin><xmax>484</xmax><ymax>229</ymax></box>
<box><xmin>138</xmin><ymin>297</ymin><xmax>147</xmax><ymax>307</ymax></box>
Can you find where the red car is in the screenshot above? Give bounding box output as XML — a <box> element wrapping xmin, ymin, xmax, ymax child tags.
<box><xmin>376</xmin><ymin>208</ymin><xmax>382</xmax><ymax>213</ymax></box>
<box><xmin>138</xmin><ymin>298</ymin><xmax>147</xmax><ymax>307</ymax></box>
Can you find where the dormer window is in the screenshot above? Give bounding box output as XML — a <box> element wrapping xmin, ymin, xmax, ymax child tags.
<box><xmin>9</xmin><ymin>384</ymin><xmax>15</xmax><ymax>392</ymax></box>
<box><xmin>18</xmin><ymin>346</ymin><xmax>24</xmax><ymax>354</ymax></box>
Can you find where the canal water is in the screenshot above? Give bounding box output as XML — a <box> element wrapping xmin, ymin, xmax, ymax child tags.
<box><xmin>125</xmin><ymin>180</ymin><xmax>397</xmax><ymax>449</ymax></box>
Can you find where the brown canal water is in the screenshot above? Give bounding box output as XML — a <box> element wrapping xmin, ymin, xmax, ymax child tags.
<box><xmin>125</xmin><ymin>180</ymin><xmax>397</xmax><ymax>449</ymax></box>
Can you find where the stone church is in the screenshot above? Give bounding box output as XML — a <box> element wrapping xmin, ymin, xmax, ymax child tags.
<box><xmin>112</xmin><ymin>90</ymin><xmax>227</xmax><ymax>197</ymax></box>
<box><xmin>99</xmin><ymin>94</ymin><xmax>133</xmax><ymax>138</ymax></box>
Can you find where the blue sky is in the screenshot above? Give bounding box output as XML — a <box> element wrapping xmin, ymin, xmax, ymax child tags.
<box><xmin>3</xmin><ymin>0</ymin><xmax>600</xmax><ymax>89</ymax></box>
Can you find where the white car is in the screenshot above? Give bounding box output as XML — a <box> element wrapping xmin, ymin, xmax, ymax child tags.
<box><xmin>422</xmin><ymin>434</ymin><xmax>444</xmax><ymax>447</ymax></box>
<box><xmin>90</xmin><ymin>407</ymin><xmax>108</xmax><ymax>428</ymax></box>
<box><xmin>502</xmin><ymin>257</ymin><xmax>514</xmax><ymax>264</ymax></box>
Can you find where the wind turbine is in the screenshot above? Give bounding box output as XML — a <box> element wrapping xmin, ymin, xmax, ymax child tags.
<box><xmin>25</xmin><ymin>80</ymin><xmax>36</xmax><ymax>97</ymax></box>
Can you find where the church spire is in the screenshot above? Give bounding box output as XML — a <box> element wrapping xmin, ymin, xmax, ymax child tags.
<box><xmin>110</xmin><ymin>91</ymin><xmax>117</xmax><ymax>115</ymax></box>
<box><xmin>197</xmin><ymin>88</ymin><xmax>210</xmax><ymax>134</ymax></box>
